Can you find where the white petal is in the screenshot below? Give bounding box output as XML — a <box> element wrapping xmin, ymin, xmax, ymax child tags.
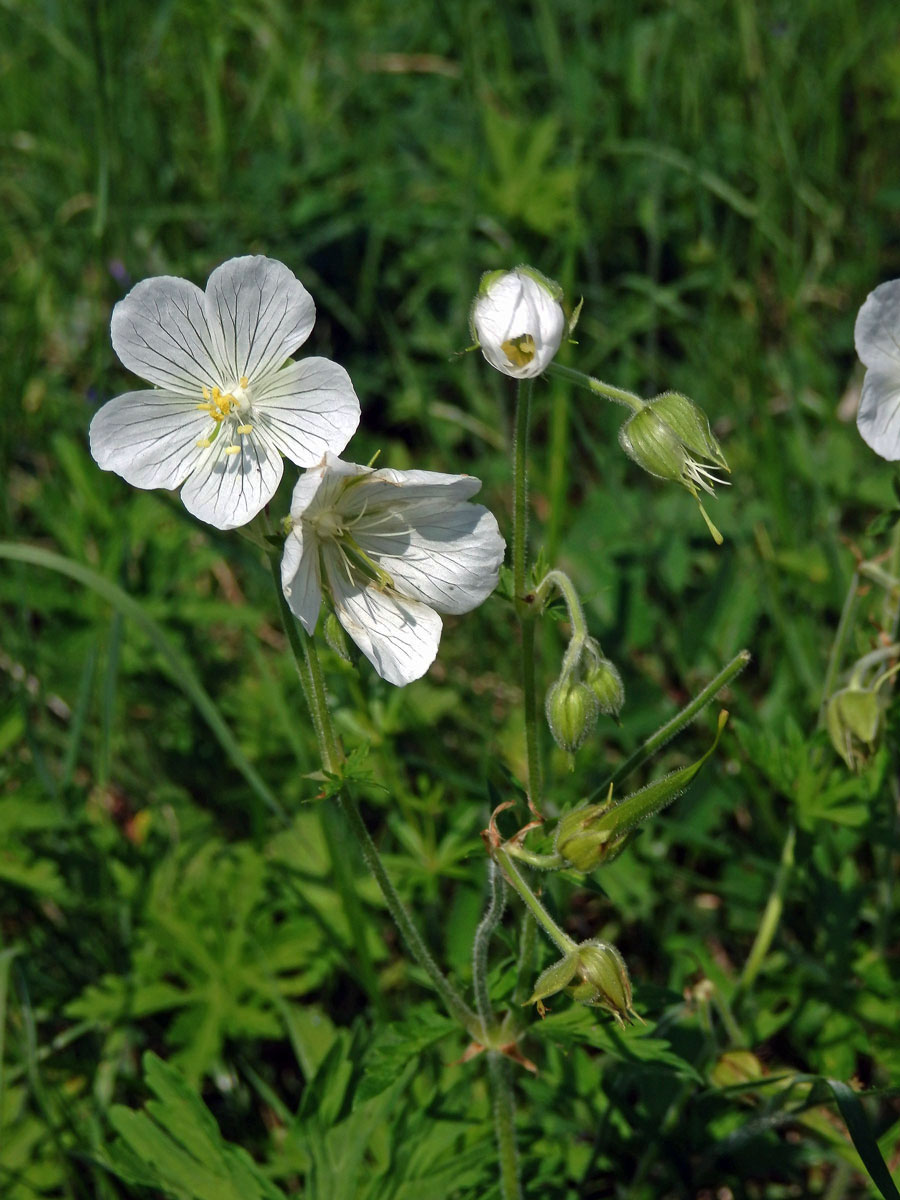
<box><xmin>254</xmin><ymin>358</ymin><xmax>360</xmax><ymax>466</ymax></box>
<box><xmin>281</xmin><ymin>523</ymin><xmax>323</xmax><ymax>633</ymax></box>
<box><xmin>180</xmin><ymin>429</ymin><xmax>284</xmax><ymax>529</ymax></box>
<box><xmin>855</xmin><ymin>279</ymin><xmax>900</xmax><ymax>371</ymax></box>
<box><xmin>325</xmin><ymin>549</ymin><xmax>441</xmax><ymax>686</ymax></box>
<box><xmin>355</xmin><ymin>504</ymin><xmax>505</xmax><ymax>614</ymax></box>
<box><xmin>204</xmin><ymin>256</ymin><xmax>316</xmax><ymax>385</ymax></box>
<box><xmin>344</xmin><ymin>466</ymin><xmax>483</xmax><ymax>516</ymax></box>
<box><xmin>857</xmin><ymin>367</ymin><xmax>900</xmax><ymax>460</ymax></box>
<box><xmin>288</xmin><ymin>455</ymin><xmax>367</xmax><ymax>522</ymax></box>
<box><xmin>472</xmin><ymin>269</ymin><xmax>565</xmax><ymax>379</ymax></box>
<box><xmin>89</xmin><ymin>390</ymin><xmax>209</xmax><ymax>490</ymax></box>
<box><xmin>111</xmin><ymin>277</ymin><xmax>223</xmax><ymax>393</ymax></box>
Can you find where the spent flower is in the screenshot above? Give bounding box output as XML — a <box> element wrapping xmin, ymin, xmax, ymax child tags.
<box><xmin>90</xmin><ymin>256</ymin><xmax>360</xmax><ymax>528</ymax></box>
<box><xmin>619</xmin><ymin>391</ymin><xmax>729</xmax><ymax>542</ymax></box>
<box><xmin>281</xmin><ymin>453</ymin><xmax>505</xmax><ymax>686</ymax></box>
<box><xmin>471</xmin><ymin>266</ymin><xmax>565</xmax><ymax>378</ymax></box>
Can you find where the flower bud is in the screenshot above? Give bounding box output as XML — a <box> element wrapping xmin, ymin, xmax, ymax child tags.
<box><xmin>546</xmin><ymin>678</ymin><xmax>598</xmax><ymax>754</ymax></box>
<box><xmin>555</xmin><ymin>800</ymin><xmax>630</xmax><ymax>871</ymax></box>
<box><xmin>471</xmin><ymin>266</ymin><xmax>565</xmax><ymax>379</ymax></box>
<box><xmin>569</xmin><ymin>940</ymin><xmax>635</xmax><ymax>1025</ymax></box>
<box><xmin>585</xmin><ymin>656</ymin><xmax>624</xmax><ymax>717</ymax></box>
<box><xmin>826</xmin><ymin>686</ymin><xmax>881</xmax><ymax>772</ymax></box>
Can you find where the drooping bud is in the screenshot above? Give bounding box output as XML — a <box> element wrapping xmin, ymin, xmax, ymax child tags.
<box><xmin>471</xmin><ymin>266</ymin><xmax>566</xmax><ymax>379</ymax></box>
<box><xmin>619</xmin><ymin>392</ymin><xmax>729</xmax><ymax>543</ymax></box>
<box><xmin>569</xmin><ymin>940</ymin><xmax>635</xmax><ymax>1025</ymax></box>
<box><xmin>585</xmin><ymin>655</ymin><xmax>624</xmax><ymax>718</ymax></box>
<box><xmin>826</xmin><ymin>686</ymin><xmax>881</xmax><ymax>772</ymax></box>
<box><xmin>546</xmin><ymin>678</ymin><xmax>599</xmax><ymax>754</ymax></box>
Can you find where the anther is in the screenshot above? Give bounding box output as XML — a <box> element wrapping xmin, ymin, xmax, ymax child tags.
<box><xmin>224</xmin><ymin>445</ymin><xmax>241</xmax><ymax>456</ymax></box>
<box><xmin>237</xmin><ymin>424</ymin><xmax>252</xmax><ymax>434</ymax></box>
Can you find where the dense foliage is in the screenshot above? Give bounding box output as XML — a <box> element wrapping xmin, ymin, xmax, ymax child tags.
<box><xmin>3</xmin><ymin>1</ymin><xmax>900</xmax><ymax>1197</ymax></box>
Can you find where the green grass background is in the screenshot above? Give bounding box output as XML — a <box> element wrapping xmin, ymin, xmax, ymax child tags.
<box><xmin>3</xmin><ymin>0</ymin><xmax>900</xmax><ymax>1197</ymax></box>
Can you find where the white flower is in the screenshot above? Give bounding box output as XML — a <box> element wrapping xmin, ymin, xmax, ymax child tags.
<box><xmin>281</xmin><ymin>453</ymin><xmax>505</xmax><ymax>686</ymax></box>
<box><xmin>90</xmin><ymin>256</ymin><xmax>360</xmax><ymax>528</ymax></box>
<box><xmin>471</xmin><ymin>266</ymin><xmax>565</xmax><ymax>379</ymax></box>
<box><xmin>855</xmin><ymin>278</ymin><xmax>900</xmax><ymax>460</ymax></box>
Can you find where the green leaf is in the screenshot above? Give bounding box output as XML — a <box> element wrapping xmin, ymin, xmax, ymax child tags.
<box><xmin>359</xmin><ymin>1008</ymin><xmax>457</xmax><ymax>1101</ymax></box>
<box><xmin>827</xmin><ymin>1079</ymin><xmax>900</xmax><ymax>1200</ymax></box>
<box><xmin>104</xmin><ymin>1052</ymin><xmax>286</xmax><ymax>1200</ymax></box>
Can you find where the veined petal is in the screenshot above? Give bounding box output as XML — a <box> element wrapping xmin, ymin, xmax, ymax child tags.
<box><xmin>180</xmin><ymin>428</ymin><xmax>283</xmax><ymax>529</ymax></box>
<box><xmin>857</xmin><ymin>366</ymin><xmax>900</xmax><ymax>461</ymax></box>
<box><xmin>254</xmin><ymin>358</ymin><xmax>360</xmax><ymax>466</ymax></box>
<box><xmin>355</xmin><ymin>504</ymin><xmax>504</xmax><ymax>614</ymax></box>
<box><xmin>111</xmin><ymin>276</ymin><xmax>223</xmax><ymax>393</ymax></box>
<box><xmin>855</xmin><ymin>279</ymin><xmax>900</xmax><ymax>372</ymax></box>
<box><xmin>342</xmin><ymin>466</ymin><xmax>483</xmax><ymax>517</ymax></box>
<box><xmin>89</xmin><ymin>389</ymin><xmax>209</xmax><ymax>490</ymax></box>
<box><xmin>288</xmin><ymin>455</ymin><xmax>366</xmax><ymax>522</ymax></box>
<box><xmin>325</xmin><ymin>549</ymin><xmax>441</xmax><ymax>686</ymax></box>
<box><xmin>204</xmin><ymin>256</ymin><xmax>316</xmax><ymax>385</ymax></box>
<box><xmin>281</xmin><ymin>523</ymin><xmax>323</xmax><ymax>634</ymax></box>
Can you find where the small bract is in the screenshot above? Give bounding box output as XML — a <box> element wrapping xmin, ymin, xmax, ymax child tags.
<box><xmin>855</xmin><ymin>278</ymin><xmax>900</xmax><ymax>460</ymax></box>
<box><xmin>90</xmin><ymin>256</ymin><xmax>360</xmax><ymax>529</ymax></box>
<box><xmin>471</xmin><ymin>267</ymin><xmax>565</xmax><ymax>379</ymax></box>
<box><xmin>281</xmin><ymin>453</ymin><xmax>505</xmax><ymax>686</ymax></box>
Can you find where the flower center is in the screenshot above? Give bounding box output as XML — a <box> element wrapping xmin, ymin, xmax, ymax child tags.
<box><xmin>195</xmin><ymin>377</ymin><xmax>254</xmax><ymax>453</ymax></box>
<box><xmin>502</xmin><ymin>333</ymin><xmax>536</xmax><ymax>367</ymax></box>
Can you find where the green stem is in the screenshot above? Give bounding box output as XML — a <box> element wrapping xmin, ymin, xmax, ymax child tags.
<box><xmin>472</xmin><ymin>862</ymin><xmax>506</xmax><ymax>1039</ymax></box>
<box><xmin>593</xmin><ymin>649</ymin><xmax>750</xmax><ymax>798</ymax></box>
<box><xmin>494</xmin><ymin>846</ymin><xmax>575</xmax><ymax>956</ymax></box>
<box><xmin>269</xmin><ymin>556</ymin><xmax>481</xmax><ymax>1037</ymax></box>
<box><xmin>512</xmin><ymin>910</ymin><xmax>537</xmax><ymax>1006</ymax></box>
<box><xmin>547</xmin><ymin>362</ymin><xmax>646</xmax><ymax>412</ymax></box>
<box><xmin>882</xmin><ymin>518</ymin><xmax>900</xmax><ymax>638</ymax></box>
<box><xmin>737</xmin><ymin>824</ymin><xmax>795</xmax><ymax>992</ymax></box>
<box><xmin>338</xmin><ymin>791</ymin><xmax>481</xmax><ymax>1036</ymax></box>
<box><xmin>504</xmin><ymin>844</ymin><xmax>566</xmax><ymax>871</ymax></box>
<box><xmin>512</xmin><ymin>378</ymin><xmax>543</xmax><ymax>814</ymax></box>
<box><xmin>535</xmin><ymin>568</ymin><xmax>590</xmax><ymax>679</ymax></box>
<box><xmin>488</xmin><ymin>1052</ymin><xmax>522</xmax><ymax>1200</ymax></box>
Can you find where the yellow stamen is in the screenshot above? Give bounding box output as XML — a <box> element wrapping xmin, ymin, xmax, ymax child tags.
<box><xmin>196</xmin><ymin>437</ymin><xmax>212</xmax><ymax>448</ymax></box>
<box><xmin>239</xmin><ymin>376</ymin><xmax>249</xmax><ymax>388</ymax></box>
<box><xmin>224</xmin><ymin>445</ymin><xmax>241</xmax><ymax>456</ymax></box>
<box><xmin>202</xmin><ymin>385</ymin><xmax>211</xmax><ymax>400</ymax></box>
<box><xmin>237</xmin><ymin>424</ymin><xmax>252</xmax><ymax>434</ymax></box>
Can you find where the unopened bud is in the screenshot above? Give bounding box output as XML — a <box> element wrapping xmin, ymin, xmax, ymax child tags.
<box><xmin>710</xmin><ymin>1050</ymin><xmax>765</xmax><ymax>1090</ymax></box>
<box><xmin>585</xmin><ymin>656</ymin><xmax>624</xmax><ymax>717</ymax></box>
<box><xmin>569</xmin><ymin>940</ymin><xmax>635</xmax><ymax>1025</ymax></box>
<box><xmin>471</xmin><ymin>266</ymin><xmax>565</xmax><ymax>379</ymax></box>
<box><xmin>546</xmin><ymin>678</ymin><xmax>598</xmax><ymax>754</ymax></box>
<box><xmin>826</xmin><ymin>686</ymin><xmax>881</xmax><ymax>772</ymax></box>
<box><xmin>555</xmin><ymin>800</ymin><xmax>630</xmax><ymax>871</ymax></box>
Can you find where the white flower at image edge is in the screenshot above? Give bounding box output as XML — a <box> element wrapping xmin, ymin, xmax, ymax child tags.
<box><xmin>281</xmin><ymin>453</ymin><xmax>506</xmax><ymax>686</ymax></box>
<box><xmin>855</xmin><ymin>277</ymin><xmax>900</xmax><ymax>461</ymax></box>
<box><xmin>90</xmin><ymin>255</ymin><xmax>360</xmax><ymax>528</ymax></box>
<box><xmin>471</xmin><ymin>266</ymin><xmax>565</xmax><ymax>379</ymax></box>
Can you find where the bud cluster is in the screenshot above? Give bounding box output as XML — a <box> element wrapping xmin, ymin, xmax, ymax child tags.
<box><xmin>545</xmin><ymin>635</ymin><xmax>624</xmax><ymax>756</ymax></box>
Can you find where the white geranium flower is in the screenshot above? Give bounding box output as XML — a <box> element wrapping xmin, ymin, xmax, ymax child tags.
<box><xmin>90</xmin><ymin>256</ymin><xmax>360</xmax><ymax>528</ymax></box>
<box><xmin>281</xmin><ymin>453</ymin><xmax>505</xmax><ymax>686</ymax></box>
<box><xmin>471</xmin><ymin>266</ymin><xmax>565</xmax><ymax>379</ymax></box>
<box><xmin>855</xmin><ymin>278</ymin><xmax>900</xmax><ymax>460</ymax></box>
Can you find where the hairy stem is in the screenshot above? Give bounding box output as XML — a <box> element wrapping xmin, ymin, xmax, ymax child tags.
<box><xmin>512</xmin><ymin>378</ymin><xmax>543</xmax><ymax>814</ymax></box>
<box><xmin>494</xmin><ymin>845</ymin><xmax>576</xmax><ymax>956</ymax></box>
<box><xmin>547</xmin><ymin>361</ymin><xmax>646</xmax><ymax>412</ymax></box>
<box><xmin>488</xmin><ymin>1052</ymin><xmax>522</xmax><ymax>1200</ymax></box>
<box><xmin>472</xmin><ymin>861</ymin><xmax>506</xmax><ymax>1039</ymax></box>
